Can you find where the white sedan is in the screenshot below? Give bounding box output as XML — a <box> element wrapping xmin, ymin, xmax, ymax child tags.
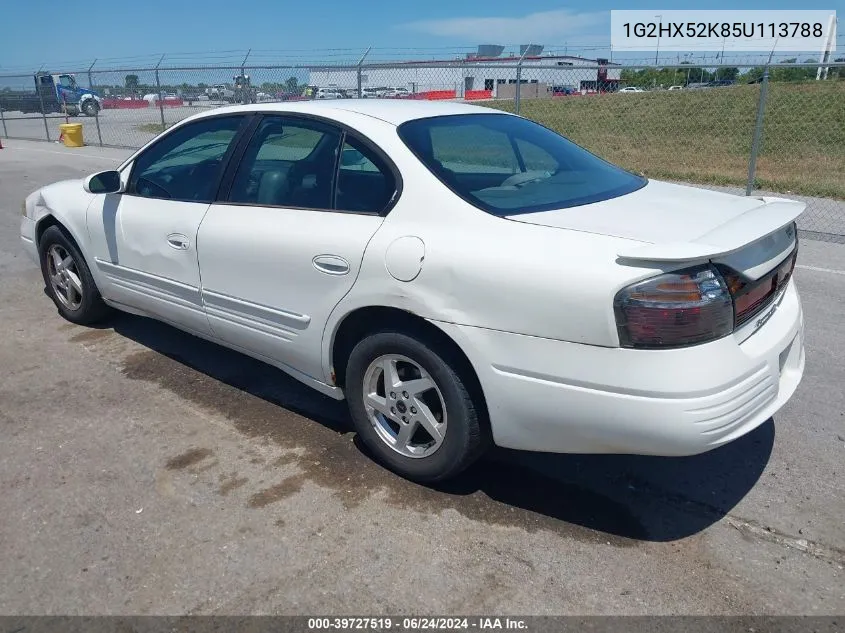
<box><xmin>19</xmin><ymin>101</ymin><xmax>806</xmax><ymax>482</ymax></box>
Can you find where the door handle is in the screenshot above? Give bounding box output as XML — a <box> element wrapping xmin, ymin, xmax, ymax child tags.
<box><xmin>167</xmin><ymin>233</ymin><xmax>189</xmax><ymax>250</ymax></box>
<box><xmin>312</xmin><ymin>255</ymin><xmax>350</xmax><ymax>275</ymax></box>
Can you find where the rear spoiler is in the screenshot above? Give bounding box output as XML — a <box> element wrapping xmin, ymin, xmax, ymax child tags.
<box><xmin>617</xmin><ymin>197</ymin><xmax>806</xmax><ymax>262</ymax></box>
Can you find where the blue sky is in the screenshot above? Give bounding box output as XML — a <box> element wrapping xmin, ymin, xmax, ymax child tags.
<box><xmin>0</xmin><ymin>0</ymin><xmax>838</xmax><ymax>71</ymax></box>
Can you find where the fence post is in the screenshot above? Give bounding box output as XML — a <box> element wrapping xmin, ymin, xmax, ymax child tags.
<box><xmin>0</xmin><ymin>102</ymin><xmax>7</xmax><ymax>138</ymax></box>
<box><xmin>88</xmin><ymin>59</ymin><xmax>103</xmax><ymax>147</ymax></box>
<box><xmin>155</xmin><ymin>54</ymin><xmax>166</xmax><ymax>131</ymax></box>
<box><xmin>36</xmin><ymin>73</ymin><xmax>51</xmax><ymax>142</ymax></box>
<box><xmin>745</xmin><ymin>65</ymin><xmax>770</xmax><ymax>196</ymax></box>
<box><xmin>514</xmin><ymin>47</ymin><xmax>529</xmax><ymax>115</ymax></box>
<box><xmin>240</xmin><ymin>49</ymin><xmax>251</xmax><ymax>104</ymax></box>
<box><xmin>356</xmin><ymin>47</ymin><xmax>371</xmax><ymax>98</ymax></box>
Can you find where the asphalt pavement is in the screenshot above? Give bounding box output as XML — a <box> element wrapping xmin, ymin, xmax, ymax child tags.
<box><xmin>0</xmin><ymin>139</ymin><xmax>843</xmax><ymax>615</ymax></box>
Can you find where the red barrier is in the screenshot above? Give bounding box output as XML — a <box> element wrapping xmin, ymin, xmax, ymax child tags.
<box><xmin>465</xmin><ymin>90</ymin><xmax>493</xmax><ymax>100</ymax></box>
<box><xmin>410</xmin><ymin>90</ymin><xmax>457</xmax><ymax>101</ymax></box>
<box><xmin>102</xmin><ymin>98</ymin><xmax>185</xmax><ymax>109</ymax></box>
<box><xmin>102</xmin><ymin>99</ymin><xmax>148</xmax><ymax>109</ymax></box>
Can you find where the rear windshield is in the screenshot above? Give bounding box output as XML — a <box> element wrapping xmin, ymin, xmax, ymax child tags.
<box><xmin>397</xmin><ymin>113</ymin><xmax>646</xmax><ymax>215</ymax></box>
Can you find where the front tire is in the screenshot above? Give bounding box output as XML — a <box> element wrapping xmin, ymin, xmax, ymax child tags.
<box><xmin>39</xmin><ymin>225</ymin><xmax>111</xmax><ymax>325</ymax></box>
<box><xmin>345</xmin><ymin>330</ymin><xmax>488</xmax><ymax>482</ymax></box>
<box><xmin>82</xmin><ymin>100</ymin><xmax>99</xmax><ymax>117</ymax></box>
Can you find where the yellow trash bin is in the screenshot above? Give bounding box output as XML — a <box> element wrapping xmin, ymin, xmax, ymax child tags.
<box><xmin>59</xmin><ymin>123</ymin><xmax>84</xmax><ymax>147</ymax></box>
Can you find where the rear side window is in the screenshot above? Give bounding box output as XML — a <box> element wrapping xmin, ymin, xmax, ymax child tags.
<box><xmin>227</xmin><ymin>116</ymin><xmax>341</xmax><ymax>209</ymax></box>
<box><xmin>335</xmin><ymin>136</ymin><xmax>396</xmax><ymax>214</ymax></box>
<box><xmin>227</xmin><ymin>116</ymin><xmax>397</xmax><ymax>215</ymax></box>
<box><xmin>398</xmin><ymin>113</ymin><xmax>646</xmax><ymax>215</ymax></box>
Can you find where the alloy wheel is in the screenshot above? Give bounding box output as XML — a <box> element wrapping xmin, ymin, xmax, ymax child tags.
<box><xmin>46</xmin><ymin>244</ymin><xmax>84</xmax><ymax>310</ymax></box>
<box><xmin>361</xmin><ymin>354</ymin><xmax>448</xmax><ymax>458</ymax></box>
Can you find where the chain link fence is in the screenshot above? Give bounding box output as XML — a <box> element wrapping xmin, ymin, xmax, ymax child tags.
<box><xmin>1</xmin><ymin>59</ymin><xmax>843</xmax><ymax>240</ymax></box>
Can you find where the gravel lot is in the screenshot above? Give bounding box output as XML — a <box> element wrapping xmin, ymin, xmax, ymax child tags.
<box><xmin>0</xmin><ymin>139</ymin><xmax>844</xmax><ymax>615</ymax></box>
<box><xmin>1</xmin><ymin>104</ymin><xmax>218</xmax><ymax>148</ymax></box>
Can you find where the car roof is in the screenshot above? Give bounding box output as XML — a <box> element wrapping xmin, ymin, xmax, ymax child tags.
<box><xmin>190</xmin><ymin>99</ymin><xmax>506</xmax><ymax>126</ymax></box>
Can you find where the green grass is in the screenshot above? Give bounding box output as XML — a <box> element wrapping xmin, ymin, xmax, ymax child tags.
<box><xmin>485</xmin><ymin>81</ymin><xmax>845</xmax><ymax>200</ymax></box>
<box><xmin>135</xmin><ymin>122</ymin><xmax>172</xmax><ymax>134</ymax></box>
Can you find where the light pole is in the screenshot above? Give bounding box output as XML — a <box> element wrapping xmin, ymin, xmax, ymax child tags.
<box><xmin>715</xmin><ymin>38</ymin><xmax>726</xmax><ymax>81</ymax></box>
<box><xmin>655</xmin><ymin>14</ymin><xmax>662</xmax><ymax>65</ymax></box>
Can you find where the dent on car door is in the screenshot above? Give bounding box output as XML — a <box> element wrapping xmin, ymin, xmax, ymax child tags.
<box><xmin>85</xmin><ymin>115</ymin><xmax>247</xmax><ymax>335</ymax></box>
<box><xmin>196</xmin><ymin>115</ymin><xmax>397</xmax><ymax>384</ymax></box>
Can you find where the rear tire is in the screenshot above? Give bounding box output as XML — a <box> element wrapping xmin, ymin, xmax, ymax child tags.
<box><xmin>345</xmin><ymin>330</ymin><xmax>488</xmax><ymax>482</ymax></box>
<box><xmin>39</xmin><ymin>225</ymin><xmax>111</xmax><ymax>325</ymax></box>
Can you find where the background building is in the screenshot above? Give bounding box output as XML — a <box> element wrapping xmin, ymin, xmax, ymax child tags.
<box><xmin>307</xmin><ymin>45</ymin><xmax>621</xmax><ymax>97</ymax></box>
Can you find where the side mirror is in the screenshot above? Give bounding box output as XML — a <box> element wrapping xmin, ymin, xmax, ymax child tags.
<box><xmin>84</xmin><ymin>170</ymin><xmax>122</xmax><ymax>194</ymax></box>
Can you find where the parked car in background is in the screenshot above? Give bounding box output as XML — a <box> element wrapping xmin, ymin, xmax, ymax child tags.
<box><xmin>668</xmin><ymin>85</ymin><xmax>684</xmax><ymax>91</ymax></box>
<box><xmin>552</xmin><ymin>85</ymin><xmax>578</xmax><ymax>96</ymax></box>
<box><xmin>706</xmin><ymin>79</ymin><xmax>737</xmax><ymax>88</ymax></box>
<box><xmin>315</xmin><ymin>88</ymin><xmax>344</xmax><ymax>100</ymax></box>
<box><xmin>207</xmin><ymin>85</ymin><xmax>235</xmax><ymax>101</ymax></box>
<box><xmin>20</xmin><ymin>100</ymin><xmax>805</xmax><ymax>483</ymax></box>
<box><xmin>383</xmin><ymin>88</ymin><xmax>410</xmax><ymax>98</ymax></box>
<box><xmin>619</xmin><ymin>86</ymin><xmax>645</xmax><ymax>93</ymax></box>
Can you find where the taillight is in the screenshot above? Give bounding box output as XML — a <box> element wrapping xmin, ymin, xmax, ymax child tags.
<box><xmin>719</xmin><ymin>245</ymin><xmax>797</xmax><ymax>327</ymax></box>
<box><xmin>614</xmin><ymin>265</ymin><xmax>734</xmax><ymax>348</ymax></box>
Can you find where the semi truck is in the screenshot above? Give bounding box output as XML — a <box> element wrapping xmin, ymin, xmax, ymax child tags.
<box><xmin>0</xmin><ymin>73</ymin><xmax>101</xmax><ymax>116</ymax></box>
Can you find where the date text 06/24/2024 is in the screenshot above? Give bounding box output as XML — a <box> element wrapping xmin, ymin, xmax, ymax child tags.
<box><xmin>306</xmin><ymin>617</ymin><xmax>528</xmax><ymax>630</ymax></box>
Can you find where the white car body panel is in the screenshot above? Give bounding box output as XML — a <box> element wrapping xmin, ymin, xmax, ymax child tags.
<box><xmin>436</xmin><ymin>279</ymin><xmax>803</xmax><ymax>454</ymax></box>
<box><xmin>86</xmin><ymin>195</ymin><xmax>213</xmax><ymax>336</ymax></box>
<box><xmin>512</xmin><ymin>181</ymin><xmax>804</xmax><ymax>273</ymax></box>
<box><xmin>21</xmin><ymin>99</ymin><xmax>806</xmax><ymax>457</ymax></box>
<box><xmin>197</xmin><ymin>203</ymin><xmax>384</xmax><ymax>381</ymax></box>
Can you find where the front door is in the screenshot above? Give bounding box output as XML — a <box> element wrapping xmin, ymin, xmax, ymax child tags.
<box><xmin>196</xmin><ymin>115</ymin><xmax>398</xmax><ymax>383</ymax></box>
<box><xmin>86</xmin><ymin>114</ymin><xmax>246</xmax><ymax>335</ymax></box>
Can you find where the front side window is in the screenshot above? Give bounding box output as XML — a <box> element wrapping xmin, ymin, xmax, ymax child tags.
<box><xmin>130</xmin><ymin>116</ymin><xmax>243</xmax><ymax>202</ymax></box>
<box><xmin>228</xmin><ymin>116</ymin><xmax>341</xmax><ymax>209</ymax></box>
<box><xmin>398</xmin><ymin>113</ymin><xmax>646</xmax><ymax>215</ymax></box>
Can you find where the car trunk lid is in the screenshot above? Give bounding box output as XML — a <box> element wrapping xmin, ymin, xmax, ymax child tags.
<box><xmin>507</xmin><ymin>179</ymin><xmax>804</xmax><ymax>279</ymax></box>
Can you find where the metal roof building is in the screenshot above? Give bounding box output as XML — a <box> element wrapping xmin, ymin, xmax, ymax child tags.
<box><xmin>307</xmin><ymin>51</ymin><xmax>622</xmax><ymax>99</ymax></box>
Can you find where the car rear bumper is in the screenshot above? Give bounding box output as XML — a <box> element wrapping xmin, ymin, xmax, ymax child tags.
<box><xmin>435</xmin><ymin>280</ymin><xmax>804</xmax><ymax>456</ymax></box>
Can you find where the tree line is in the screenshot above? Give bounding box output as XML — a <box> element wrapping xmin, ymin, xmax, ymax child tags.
<box><xmin>620</xmin><ymin>58</ymin><xmax>845</xmax><ymax>88</ymax></box>
<box><xmin>95</xmin><ymin>74</ymin><xmax>305</xmax><ymax>96</ymax></box>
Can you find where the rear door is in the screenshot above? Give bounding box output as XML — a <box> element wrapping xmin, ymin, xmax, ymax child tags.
<box><xmin>196</xmin><ymin>114</ymin><xmax>398</xmax><ymax>383</ymax></box>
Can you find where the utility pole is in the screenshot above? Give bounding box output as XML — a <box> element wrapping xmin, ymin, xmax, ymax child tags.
<box><xmin>655</xmin><ymin>14</ymin><xmax>662</xmax><ymax>65</ymax></box>
<box><xmin>155</xmin><ymin>54</ymin><xmax>166</xmax><ymax>130</ymax></box>
<box><xmin>816</xmin><ymin>14</ymin><xmax>837</xmax><ymax>80</ymax></box>
<box><xmin>87</xmin><ymin>58</ymin><xmax>102</xmax><ymax>146</ymax></box>
<box><xmin>356</xmin><ymin>46</ymin><xmax>371</xmax><ymax>98</ymax></box>
<box><xmin>514</xmin><ymin>44</ymin><xmax>531</xmax><ymax>115</ymax></box>
<box><xmin>714</xmin><ymin>38</ymin><xmax>726</xmax><ymax>82</ymax></box>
